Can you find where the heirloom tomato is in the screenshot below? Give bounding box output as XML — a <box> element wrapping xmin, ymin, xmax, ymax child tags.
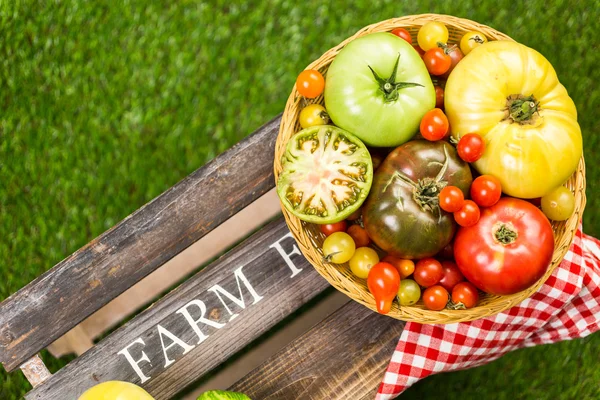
<box><xmin>319</xmin><ymin>221</ymin><xmax>347</xmax><ymax>236</ymax></box>
<box><xmin>397</xmin><ymin>279</ymin><xmax>421</xmax><ymax>306</ymax></box>
<box><xmin>322</xmin><ymin>232</ymin><xmax>356</xmax><ymax>264</ymax></box>
<box><xmin>451</xmin><ymin>282</ymin><xmax>479</xmax><ymax>309</ymax></box>
<box><xmin>349</xmin><ymin>247</ymin><xmax>379</xmax><ymax>279</ymax></box>
<box><xmin>459</xmin><ymin>31</ymin><xmax>487</xmax><ymax>55</ymax></box>
<box><xmin>296</xmin><ymin>69</ymin><xmax>325</xmax><ymax>98</ymax></box>
<box><xmin>277</xmin><ymin>125</ymin><xmax>373</xmax><ymax>224</ymax></box>
<box><xmin>364</xmin><ymin>140</ymin><xmax>472</xmax><ymax>259</ymax></box>
<box><xmin>445</xmin><ymin>41</ymin><xmax>582</xmax><ymax>198</ymax></box>
<box><xmin>325</xmin><ymin>33</ymin><xmax>435</xmax><ymax>147</ymax></box>
<box><xmin>368</xmin><ymin>262</ymin><xmax>401</xmax><ymax>314</ymax></box>
<box><xmin>454</xmin><ymin>197</ymin><xmax>554</xmax><ymax>295</ymax></box>
<box><xmin>541</xmin><ymin>186</ymin><xmax>575</xmax><ymax>221</ymax></box>
<box><xmin>423</xmin><ymin>285</ymin><xmax>449</xmax><ymax>311</ymax></box>
<box><xmin>78</xmin><ymin>381</ymin><xmax>155</xmax><ymax>400</ymax></box>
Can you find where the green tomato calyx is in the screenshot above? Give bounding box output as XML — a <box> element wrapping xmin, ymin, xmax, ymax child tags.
<box><xmin>382</xmin><ymin>144</ymin><xmax>451</xmax><ymax>213</ymax></box>
<box><xmin>368</xmin><ymin>53</ymin><xmax>423</xmax><ymax>102</ymax></box>
<box><xmin>493</xmin><ymin>222</ymin><xmax>518</xmax><ymax>245</ymax></box>
<box><xmin>505</xmin><ymin>94</ymin><xmax>540</xmax><ymax>125</ymax></box>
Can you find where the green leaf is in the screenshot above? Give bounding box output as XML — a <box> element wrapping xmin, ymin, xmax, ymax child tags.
<box><xmin>197</xmin><ymin>390</ymin><xmax>252</xmax><ymax>400</ymax></box>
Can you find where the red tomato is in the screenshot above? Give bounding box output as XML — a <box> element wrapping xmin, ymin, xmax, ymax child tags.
<box><xmin>382</xmin><ymin>255</ymin><xmax>415</xmax><ymax>279</ymax></box>
<box><xmin>347</xmin><ymin>208</ymin><xmax>362</xmax><ymax>221</ymax></box>
<box><xmin>413</xmin><ymin>45</ymin><xmax>425</xmax><ymax>58</ymax></box>
<box><xmin>423</xmin><ymin>285</ymin><xmax>449</xmax><ymax>310</ymax></box>
<box><xmin>347</xmin><ymin>224</ymin><xmax>370</xmax><ymax>247</ymax></box>
<box><xmin>414</xmin><ymin>258</ymin><xmax>443</xmax><ymax>287</ymax></box>
<box><xmin>319</xmin><ymin>221</ymin><xmax>347</xmax><ymax>236</ymax></box>
<box><xmin>439</xmin><ymin>185</ymin><xmax>465</xmax><ymax>213</ymax></box>
<box><xmin>454</xmin><ymin>197</ymin><xmax>555</xmax><ymax>295</ymax></box>
<box><xmin>439</xmin><ymin>260</ymin><xmax>465</xmax><ymax>291</ymax></box>
<box><xmin>435</xmin><ymin>86</ymin><xmax>444</xmax><ymax>109</ymax></box>
<box><xmin>441</xmin><ymin>45</ymin><xmax>464</xmax><ymax>78</ymax></box>
<box><xmin>457</xmin><ymin>133</ymin><xmax>486</xmax><ymax>162</ymax></box>
<box><xmin>391</xmin><ymin>27</ymin><xmax>412</xmax><ymax>44</ymax></box>
<box><xmin>451</xmin><ymin>282</ymin><xmax>479</xmax><ymax>308</ymax></box>
<box><xmin>454</xmin><ymin>200</ymin><xmax>480</xmax><ymax>227</ymax></box>
<box><xmin>420</xmin><ymin>108</ymin><xmax>449</xmax><ymax>141</ymax></box>
<box><xmin>423</xmin><ymin>47</ymin><xmax>452</xmax><ymax>76</ymax></box>
<box><xmin>470</xmin><ymin>175</ymin><xmax>502</xmax><ymax>207</ymax></box>
<box><xmin>367</xmin><ymin>262</ymin><xmax>401</xmax><ymax>314</ymax></box>
<box><xmin>438</xmin><ymin>241</ymin><xmax>454</xmax><ymax>260</ymax></box>
<box><xmin>296</xmin><ymin>69</ymin><xmax>325</xmax><ymax>98</ymax></box>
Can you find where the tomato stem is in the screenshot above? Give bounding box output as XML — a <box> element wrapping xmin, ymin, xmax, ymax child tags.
<box><xmin>368</xmin><ymin>53</ymin><xmax>424</xmax><ymax>102</ymax></box>
<box><xmin>494</xmin><ymin>223</ymin><xmax>518</xmax><ymax>245</ymax></box>
<box><xmin>505</xmin><ymin>94</ymin><xmax>540</xmax><ymax>124</ymax></box>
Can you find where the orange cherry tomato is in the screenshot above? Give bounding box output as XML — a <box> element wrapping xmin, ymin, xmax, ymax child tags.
<box><xmin>382</xmin><ymin>255</ymin><xmax>415</xmax><ymax>279</ymax></box>
<box><xmin>296</xmin><ymin>69</ymin><xmax>325</xmax><ymax>98</ymax></box>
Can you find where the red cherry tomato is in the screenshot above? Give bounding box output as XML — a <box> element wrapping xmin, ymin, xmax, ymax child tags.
<box><xmin>454</xmin><ymin>200</ymin><xmax>480</xmax><ymax>227</ymax></box>
<box><xmin>457</xmin><ymin>133</ymin><xmax>486</xmax><ymax>163</ymax></box>
<box><xmin>296</xmin><ymin>69</ymin><xmax>325</xmax><ymax>98</ymax></box>
<box><xmin>413</xmin><ymin>258</ymin><xmax>443</xmax><ymax>287</ymax></box>
<box><xmin>420</xmin><ymin>108</ymin><xmax>449</xmax><ymax>141</ymax></box>
<box><xmin>346</xmin><ymin>224</ymin><xmax>370</xmax><ymax>247</ymax></box>
<box><xmin>319</xmin><ymin>221</ymin><xmax>347</xmax><ymax>236</ymax></box>
<box><xmin>435</xmin><ymin>86</ymin><xmax>444</xmax><ymax>109</ymax></box>
<box><xmin>438</xmin><ymin>260</ymin><xmax>465</xmax><ymax>291</ymax></box>
<box><xmin>452</xmin><ymin>282</ymin><xmax>479</xmax><ymax>308</ymax></box>
<box><xmin>441</xmin><ymin>45</ymin><xmax>464</xmax><ymax>78</ymax></box>
<box><xmin>423</xmin><ymin>285</ymin><xmax>449</xmax><ymax>311</ymax></box>
<box><xmin>367</xmin><ymin>262</ymin><xmax>401</xmax><ymax>314</ymax></box>
<box><xmin>439</xmin><ymin>185</ymin><xmax>465</xmax><ymax>213</ymax></box>
<box><xmin>470</xmin><ymin>175</ymin><xmax>502</xmax><ymax>207</ymax></box>
<box><xmin>438</xmin><ymin>241</ymin><xmax>454</xmax><ymax>260</ymax></box>
<box><xmin>413</xmin><ymin>45</ymin><xmax>425</xmax><ymax>58</ymax></box>
<box><xmin>423</xmin><ymin>47</ymin><xmax>452</xmax><ymax>76</ymax></box>
<box><xmin>391</xmin><ymin>27</ymin><xmax>412</xmax><ymax>44</ymax></box>
<box><xmin>347</xmin><ymin>208</ymin><xmax>362</xmax><ymax>221</ymax></box>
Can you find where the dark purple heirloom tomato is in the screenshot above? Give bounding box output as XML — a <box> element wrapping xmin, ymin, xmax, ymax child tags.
<box><xmin>363</xmin><ymin>140</ymin><xmax>472</xmax><ymax>259</ymax></box>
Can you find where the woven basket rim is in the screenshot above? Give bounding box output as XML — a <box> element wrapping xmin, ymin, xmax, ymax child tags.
<box><xmin>274</xmin><ymin>14</ymin><xmax>587</xmax><ymax>324</ymax></box>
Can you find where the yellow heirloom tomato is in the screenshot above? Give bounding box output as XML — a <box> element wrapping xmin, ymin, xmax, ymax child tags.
<box><xmin>445</xmin><ymin>41</ymin><xmax>582</xmax><ymax>199</ymax></box>
<box><xmin>78</xmin><ymin>381</ymin><xmax>155</xmax><ymax>400</ymax></box>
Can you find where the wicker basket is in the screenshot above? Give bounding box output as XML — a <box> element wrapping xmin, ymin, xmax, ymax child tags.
<box><xmin>274</xmin><ymin>14</ymin><xmax>587</xmax><ymax>324</ymax></box>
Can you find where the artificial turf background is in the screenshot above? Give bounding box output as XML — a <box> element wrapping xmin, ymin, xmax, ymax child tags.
<box><xmin>1</xmin><ymin>0</ymin><xmax>599</xmax><ymax>399</ymax></box>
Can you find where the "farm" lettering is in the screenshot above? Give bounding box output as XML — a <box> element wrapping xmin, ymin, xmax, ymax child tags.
<box><xmin>117</xmin><ymin>233</ymin><xmax>303</xmax><ymax>383</ymax></box>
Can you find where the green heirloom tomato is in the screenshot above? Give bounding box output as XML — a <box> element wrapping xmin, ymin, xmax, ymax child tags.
<box><xmin>277</xmin><ymin>125</ymin><xmax>373</xmax><ymax>224</ymax></box>
<box><xmin>325</xmin><ymin>32</ymin><xmax>435</xmax><ymax>147</ymax></box>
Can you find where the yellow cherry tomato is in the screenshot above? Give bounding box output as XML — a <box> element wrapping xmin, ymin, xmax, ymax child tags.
<box><xmin>322</xmin><ymin>232</ymin><xmax>356</xmax><ymax>264</ymax></box>
<box><xmin>541</xmin><ymin>186</ymin><xmax>575</xmax><ymax>221</ymax></box>
<box><xmin>299</xmin><ymin>104</ymin><xmax>329</xmax><ymax>128</ymax></box>
<box><xmin>459</xmin><ymin>31</ymin><xmax>488</xmax><ymax>55</ymax></box>
<box><xmin>349</xmin><ymin>247</ymin><xmax>379</xmax><ymax>279</ymax></box>
<box><xmin>417</xmin><ymin>21</ymin><xmax>449</xmax><ymax>51</ymax></box>
<box><xmin>445</xmin><ymin>41</ymin><xmax>582</xmax><ymax>198</ymax></box>
<box><xmin>78</xmin><ymin>381</ymin><xmax>155</xmax><ymax>400</ymax></box>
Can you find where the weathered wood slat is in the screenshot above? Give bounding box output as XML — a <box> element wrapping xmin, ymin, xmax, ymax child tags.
<box><xmin>229</xmin><ymin>301</ymin><xmax>405</xmax><ymax>399</ymax></box>
<box><xmin>0</xmin><ymin>115</ymin><xmax>281</xmax><ymax>372</ymax></box>
<box><xmin>26</xmin><ymin>217</ymin><xmax>330</xmax><ymax>400</ymax></box>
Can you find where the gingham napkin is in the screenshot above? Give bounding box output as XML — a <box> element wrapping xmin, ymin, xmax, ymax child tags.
<box><xmin>377</xmin><ymin>226</ymin><xmax>600</xmax><ymax>399</ymax></box>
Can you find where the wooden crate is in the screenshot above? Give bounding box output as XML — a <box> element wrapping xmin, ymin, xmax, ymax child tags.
<box><xmin>0</xmin><ymin>115</ymin><xmax>405</xmax><ymax>399</ymax></box>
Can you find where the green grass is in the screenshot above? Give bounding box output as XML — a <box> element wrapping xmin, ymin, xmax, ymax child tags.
<box><xmin>1</xmin><ymin>0</ymin><xmax>599</xmax><ymax>399</ymax></box>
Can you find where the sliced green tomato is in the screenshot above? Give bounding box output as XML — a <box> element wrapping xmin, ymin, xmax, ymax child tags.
<box><xmin>277</xmin><ymin>125</ymin><xmax>373</xmax><ymax>223</ymax></box>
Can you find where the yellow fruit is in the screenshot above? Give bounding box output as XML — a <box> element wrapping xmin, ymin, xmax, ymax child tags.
<box><xmin>78</xmin><ymin>381</ymin><xmax>155</xmax><ymax>400</ymax></box>
<box><xmin>445</xmin><ymin>41</ymin><xmax>582</xmax><ymax>198</ymax></box>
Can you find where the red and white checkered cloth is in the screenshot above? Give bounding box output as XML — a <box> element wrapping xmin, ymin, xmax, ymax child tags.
<box><xmin>377</xmin><ymin>226</ymin><xmax>600</xmax><ymax>399</ymax></box>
